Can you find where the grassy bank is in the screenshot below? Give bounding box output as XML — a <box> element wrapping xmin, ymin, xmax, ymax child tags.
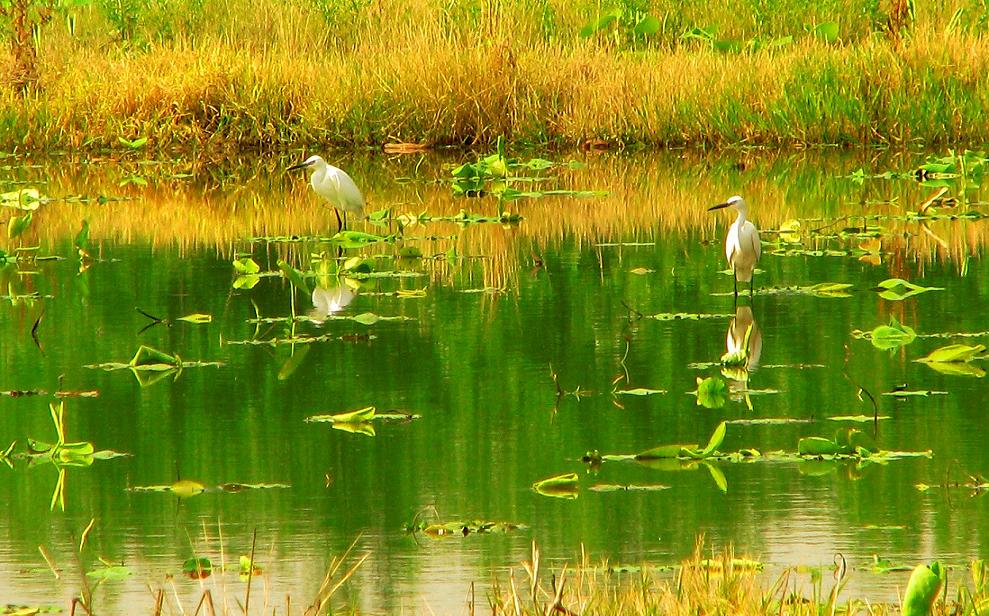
<box><xmin>1</xmin><ymin>0</ymin><xmax>989</xmax><ymax>151</ymax></box>
<box><xmin>489</xmin><ymin>543</ymin><xmax>989</xmax><ymax>616</ymax></box>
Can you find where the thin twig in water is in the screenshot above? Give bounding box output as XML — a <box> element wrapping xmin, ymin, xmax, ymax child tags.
<box><xmin>245</xmin><ymin>528</ymin><xmax>258</xmax><ymax>614</ymax></box>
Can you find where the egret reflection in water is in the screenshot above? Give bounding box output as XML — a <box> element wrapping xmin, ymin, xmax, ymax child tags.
<box><xmin>722</xmin><ymin>304</ymin><xmax>763</xmax><ymax>408</ymax></box>
<box><xmin>310</xmin><ymin>280</ymin><xmax>358</xmax><ymax>324</ymax></box>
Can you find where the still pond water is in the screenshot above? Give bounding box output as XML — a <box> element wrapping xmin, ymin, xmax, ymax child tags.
<box><xmin>1</xmin><ymin>149</ymin><xmax>987</xmax><ymax>613</ymax></box>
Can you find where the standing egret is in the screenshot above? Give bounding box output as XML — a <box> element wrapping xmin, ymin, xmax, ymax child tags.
<box><xmin>708</xmin><ymin>195</ymin><xmax>761</xmax><ymax>298</ymax></box>
<box><xmin>287</xmin><ymin>155</ymin><xmax>365</xmax><ymax>231</ymax></box>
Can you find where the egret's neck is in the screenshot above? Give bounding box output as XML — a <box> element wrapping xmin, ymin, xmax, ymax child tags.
<box><xmin>734</xmin><ymin>208</ymin><xmax>747</xmax><ymax>225</ymax></box>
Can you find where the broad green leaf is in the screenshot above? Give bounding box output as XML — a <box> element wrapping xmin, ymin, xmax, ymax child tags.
<box><xmin>129</xmin><ymin>345</ymin><xmax>181</xmax><ymax>369</ymax></box>
<box><xmin>876</xmin><ymin>278</ymin><xmax>944</xmax><ymax>301</ymax></box>
<box><xmin>532</xmin><ymin>473</ymin><xmax>579</xmax><ymax>499</ymax></box>
<box><xmin>700</xmin><ymin>422</ymin><xmax>727</xmax><ymax>456</ymax></box>
<box><xmin>915</xmin><ymin>344</ymin><xmax>986</xmax><ymax>363</ymax></box>
<box><xmin>704</xmin><ymin>463</ymin><xmax>728</xmax><ymax>493</ymax></box>
<box><xmin>902</xmin><ymin>562</ymin><xmax>945</xmax><ymax>616</ymax></box>
<box><xmin>811</xmin><ymin>21</ymin><xmax>839</xmax><ymax>42</ymax></box>
<box><xmin>331</xmin><ymin>422</ymin><xmax>376</xmax><ymax>436</ymax></box>
<box><xmin>694</xmin><ymin>376</ymin><xmax>727</xmax><ymax>408</ymax></box>
<box><xmin>309</xmin><ymin>406</ymin><xmax>376</xmax><ymax>424</ymax></box>
<box><xmin>869</xmin><ymin>316</ymin><xmax>916</xmax><ymax>350</ymax></box>
<box><xmin>168</xmin><ymin>479</ymin><xmax>206</xmax><ymax>498</ymax></box>
<box><xmin>277</xmin><ymin>259</ymin><xmax>310</xmax><ymax>294</ymax></box>
<box><xmin>798</xmin><ymin>437</ymin><xmax>841</xmax><ymax>456</ymax></box>
<box><xmin>233</xmin><ymin>275</ymin><xmax>261</xmax><ymax>289</ymax></box>
<box><xmin>233</xmin><ymin>257</ymin><xmax>260</xmax><ymax>274</ymax></box>
<box><xmin>118</xmin><ymin>136</ymin><xmax>148</xmax><ymax>149</ymax></box>
<box><xmin>633</xmin><ymin>14</ymin><xmax>661</xmax><ymax>35</ymax></box>
<box><xmin>635</xmin><ymin>444</ymin><xmax>698</xmax><ymax>460</ymax></box>
<box><xmin>918</xmin><ymin>361</ymin><xmax>986</xmax><ymax>378</ymax></box>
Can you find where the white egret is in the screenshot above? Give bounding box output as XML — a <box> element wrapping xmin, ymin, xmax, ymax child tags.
<box><xmin>288</xmin><ymin>155</ymin><xmax>365</xmax><ymax>231</ymax></box>
<box><xmin>708</xmin><ymin>195</ymin><xmax>761</xmax><ymax>297</ymax></box>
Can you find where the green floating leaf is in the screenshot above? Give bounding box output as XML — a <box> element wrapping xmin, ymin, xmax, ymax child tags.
<box><xmin>233</xmin><ymin>257</ymin><xmax>260</xmax><ymax>274</ymax></box>
<box><xmin>127</xmin><ymin>479</ymin><xmax>207</xmax><ymax>497</ymax></box>
<box><xmin>307</xmin><ymin>406</ymin><xmax>376</xmax><ymax>424</ymax></box>
<box><xmin>881</xmin><ymin>390</ymin><xmax>948</xmax><ymax>398</ymax></box>
<box><xmin>217</xmin><ymin>482</ymin><xmax>291</xmax><ymax>492</ymax></box>
<box><xmin>902</xmin><ymin>562</ymin><xmax>945</xmax><ymax>616</ymax></box>
<box><xmin>705</xmin><ymin>463</ymin><xmax>728</xmax><ymax>493</ymax></box>
<box><xmin>330</xmin><ymin>230</ymin><xmax>389</xmax><ymax>248</ymax></box>
<box><xmin>693</xmin><ymin>376</ymin><xmax>727</xmax><ymax>408</ymax></box>
<box><xmin>419</xmin><ymin>520</ymin><xmax>528</xmax><ymax>538</ymax></box>
<box><xmin>649</xmin><ymin>312</ymin><xmax>731</xmax><ymax>321</ymax></box>
<box><xmin>876</xmin><ymin>278</ymin><xmax>944</xmax><ymax>301</ymax></box>
<box><xmin>635</xmin><ymin>444</ymin><xmax>698</xmax><ymax>460</ymax></box>
<box><xmin>176</xmin><ymin>313</ymin><xmax>212</xmax><ymax>324</ymax></box>
<box><xmin>588</xmin><ymin>483</ymin><xmax>671</xmax><ymax>492</ymax></box>
<box><xmin>532</xmin><ymin>472</ymin><xmax>579</xmax><ymax>499</ymax></box>
<box><xmin>915</xmin><ymin>344</ymin><xmax>986</xmax><ymax>363</ymax></box>
<box><xmin>129</xmin><ymin>345</ymin><xmax>181</xmax><ymax>370</ymax></box>
<box><xmin>233</xmin><ymin>274</ymin><xmax>261</xmax><ymax>289</ymax></box>
<box><xmin>614</xmin><ymin>387</ymin><xmax>666</xmax><ymax>396</ymax></box>
<box><xmin>868</xmin><ymin>316</ymin><xmax>917</xmax><ymax>350</ymax></box>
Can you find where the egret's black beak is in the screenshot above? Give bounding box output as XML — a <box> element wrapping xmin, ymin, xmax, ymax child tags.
<box><xmin>287</xmin><ymin>161</ymin><xmax>312</xmax><ymax>172</ymax></box>
<box><xmin>708</xmin><ymin>202</ymin><xmax>730</xmax><ymax>211</ymax></box>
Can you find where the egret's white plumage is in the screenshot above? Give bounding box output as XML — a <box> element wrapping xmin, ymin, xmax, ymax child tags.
<box><xmin>288</xmin><ymin>155</ymin><xmax>365</xmax><ymax>230</ymax></box>
<box><xmin>709</xmin><ymin>195</ymin><xmax>761</xmax><ymax>296</ymax></box>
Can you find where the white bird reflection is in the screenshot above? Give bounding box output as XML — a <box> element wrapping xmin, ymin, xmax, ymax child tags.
<box><xmin>309</xmin><ymin>281</ymin><xmax>357</xmax><ymax>325</ymax></box>
<box><xmin>722</xmin><ymin>305</ymin><xmax>763</xmax><ymax>409</ymax></box>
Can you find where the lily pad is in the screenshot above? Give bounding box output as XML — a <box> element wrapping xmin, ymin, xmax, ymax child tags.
<box><xmin>532</xmin><ymin>473</ymin><xmax>579</xmax><ymax>499</ymax></box>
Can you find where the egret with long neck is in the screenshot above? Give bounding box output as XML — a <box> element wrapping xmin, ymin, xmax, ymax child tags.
<box><xmin>288</xmin><ymin>155</ymin><xmax>365</xmax><ymax>231</ymax></box>
<box><xmin>708</xmin><ymin>195</ymin><xmax>761</xmax><ymax>298</ymax></box>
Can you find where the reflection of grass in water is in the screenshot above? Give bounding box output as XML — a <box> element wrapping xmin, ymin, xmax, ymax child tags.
<box><xmin>14</xmin><ymin>152</ymin><xmax>987</xmax><ymax>288</ymax></box>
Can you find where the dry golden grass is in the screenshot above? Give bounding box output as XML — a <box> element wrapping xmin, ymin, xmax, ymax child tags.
<box><xmin>489</xmin><ymin>541</ymin><xmax>988</xmax><ymax>616</ymax></box>
<box><xmin>2</xmin><ymin>0</ymin><xmax>989</xmax><ymax>150</ymax></box>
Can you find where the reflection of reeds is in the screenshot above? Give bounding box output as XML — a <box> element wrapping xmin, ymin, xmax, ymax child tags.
<box><xmin>9</xmin><ymin>152</ymin><xmax>986</xmax><ymax>284</ymax></box>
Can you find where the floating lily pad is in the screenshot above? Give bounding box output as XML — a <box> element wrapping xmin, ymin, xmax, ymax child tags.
<box><xmin>915</xmin><ymin>344</ymin><xmax>986</xmax><ymax>363</ymax></box>
<box><xmin>532</xmin><ymin>473</ymin><xmax>579</xmax><ymax>499</ymax></box>
<box><xmin>875</xmin><ymin>278</ymin><xmax>944</xmax><ymax>301</ymax></box>
<box><xmin>588</xmin><ymin>484</ymin><xmax>671</xmax><ymax>492</ymax></box>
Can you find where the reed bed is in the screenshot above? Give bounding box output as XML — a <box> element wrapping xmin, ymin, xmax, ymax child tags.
<box><xmin>2</xmin><ymin>0</ymin><xmax>989</xmax><ymax>150</ymax></box>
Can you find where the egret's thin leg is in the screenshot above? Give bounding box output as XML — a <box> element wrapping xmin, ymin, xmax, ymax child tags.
<box><xmin>749</xmin><ymin>278</ymin><xmax>754</xmax><ymax>299</ymax></box>
<box><xmin>334</xmin><ymin>208</ymin><xmax>343</xmax><ymax>232</ymax></box>
<box><xmin>733</xmin><ymin>271</ymin><xmax>738</xmax><ymax>298</ymax></box>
